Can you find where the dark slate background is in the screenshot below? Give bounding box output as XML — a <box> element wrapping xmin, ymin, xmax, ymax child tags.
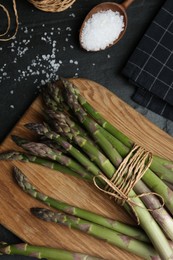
<box><xmin>0</xmin><ymin>0</ymin><xmax>172</xmax><ymax>259</ymax></box>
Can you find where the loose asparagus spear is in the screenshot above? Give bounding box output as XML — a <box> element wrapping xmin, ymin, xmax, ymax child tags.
<box><xmin>31</xmin><ymin>207</ymin><xmax>161</xmax><ymax>260</ymax></box>
<box><xmin>0</xmin><ymin>242</ymin><xmax>100</xmax><ymax>260</ymax></box>
<box><xmin>13</xmin><ymin>166</ymin><xmax>149</xmax><ymax>243</ymax></box>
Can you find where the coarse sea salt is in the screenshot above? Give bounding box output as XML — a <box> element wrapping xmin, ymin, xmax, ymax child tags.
<box><xmin>81</xmin><ymin>10</ymin><xmax>125</xmax><ymax>51</ymax></box>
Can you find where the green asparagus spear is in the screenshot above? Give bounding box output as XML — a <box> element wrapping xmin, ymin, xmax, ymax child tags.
<box><xmin>142</xmin><ymin>168</ymin><xmax>173</xmax><ymax>215</ymax></box>
<box><xmin>0</xmin><ymin>242</ymin><xmax>100</xmax><ymax>260</ymax></box>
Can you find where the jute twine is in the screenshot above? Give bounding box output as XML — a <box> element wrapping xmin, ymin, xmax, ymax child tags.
<box><xmin>27</xmin><ymin>0</ymin><xmax>76</xmax><ymax>12</ymax></box>
<box><xmin>0</xmin><ymin>0</ymin><xmax>18</xmax><ymax>42</ymax></box>
<box><xmin>94</xmin><ymin>144</ymin><xmax>164</xmax><ymax>224</ymax></box>
<box><xmin>0</xmin><ymin>0</ymin><xmax>76</xmax><ymax>42</ymax></box>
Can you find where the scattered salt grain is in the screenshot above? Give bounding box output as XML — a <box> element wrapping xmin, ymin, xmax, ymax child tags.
<box><xmin>69</xmin><ymin>13</ymin><xmax>75</xmax><ymax>18</ymax></box>
<box><xmin>66</xmin><ymin>27</ymin><xmax>72</xmax><ymax>31</ymax></box>
<box><xmin>10</xmin><ymin>105</ymin><xmax>14</xmax><ymax>109</ymax></box>
<box><xmin>80</xmin><ymin>10</ymin><xmax>125</xmax><ymax>51</ymax></box>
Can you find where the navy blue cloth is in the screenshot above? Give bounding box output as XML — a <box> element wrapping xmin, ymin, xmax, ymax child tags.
<box><xmin>123</xmin><ymin>0</ymin><xmax>173</xmax><ymax>120</ymax></box>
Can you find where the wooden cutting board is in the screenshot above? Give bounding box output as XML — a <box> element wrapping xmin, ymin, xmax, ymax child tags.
<box><xmin>0</xmin><ymin>78</ymin><xmax>173</xmax><ymax>260</ymax></box>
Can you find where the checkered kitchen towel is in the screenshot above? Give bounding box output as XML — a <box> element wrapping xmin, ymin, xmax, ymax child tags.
<box><xmin>123</xmin><ymin>0</ymin><xmax>173</xmax><ymax>121</ymax></box>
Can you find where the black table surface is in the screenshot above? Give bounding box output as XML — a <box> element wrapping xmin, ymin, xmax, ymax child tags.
<box><xmin>0</xmin><ymin>0</ymin><xmax>172</xmax><ymax>259</ymax></box>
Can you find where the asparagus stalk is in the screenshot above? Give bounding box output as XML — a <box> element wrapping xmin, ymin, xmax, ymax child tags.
<box><xmin>142</xmin><ymin>168</ymin><xmax>173</xmax><ymax>215</ymax></box>
<box><xmin>98</xmin><ymin>127</ymin><xmax>130</xmax><ymax>157</ymax></box>
<box><xmin>0</xmin><ymin>151</ymin><xmax>88</xmax><ymax>180</ymax></box>
<box><xmin>163</xmin><ymin>180</ymin><xmax>173</xmax><ymax>191</ymax></box>
<box><xmin>134</xmin><ymin>179</ymin><xmax>173</xmax><ymax>241</ymax></box>
<box><xmin>0</xmin><ymin>242</ymin><xmax>100</xmax><ymax>260</ymax></box>
<box><xmin>13</xmin><ymin>166</ymin><xmax>149</xmax><ymax>243</ymax></box>
<box><xmin>12</xmin><ymin>135</ymin><xmax>92</xmax><ymax>180</ymax></box>
<box><xmin>150</xmin><ymin>155</ymin><xmax>173</xmax><ymax>184</ymax></box>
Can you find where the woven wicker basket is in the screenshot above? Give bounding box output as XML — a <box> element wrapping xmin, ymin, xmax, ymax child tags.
<box><xmin>28</xmin><ymin>0</ymin><xmax>76</xmax><ymax>12</ymax></box>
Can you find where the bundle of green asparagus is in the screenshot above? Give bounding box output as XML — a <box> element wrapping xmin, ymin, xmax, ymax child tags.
<box><xmin>1</xmin><ymin>78</ymin><xmax>173</xmax><ymax>259</ymax></box>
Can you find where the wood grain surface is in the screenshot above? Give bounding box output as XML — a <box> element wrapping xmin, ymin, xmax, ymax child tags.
<box><xmin>0</xmin><ymin>78</ymin><xmax>173</xmax><ymax>260</ymax></box>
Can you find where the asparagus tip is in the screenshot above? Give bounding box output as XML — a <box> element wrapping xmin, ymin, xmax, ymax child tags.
<box><xmin>31</xmin><ymin>208</ymin><xmax>56</xmax><ymax>222</ymax></box>
<box><xmin>0</xmin><ymin>151</ymin><xmax>22</xmax><ymax>161</ymax></box>
<box><xmin>24</xmin><ymin>123</ymin><xmax>37</xmax><ymax>130</ymax></box>
<box><xmin>11</xmin><ymin>135</ymin><xmax>27</xmax><ymax>145</ymax></box>
<box><xmin>13</xmin><ymin>166</ymin><xmax>25</xmax><ymax>183</ymax></box>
